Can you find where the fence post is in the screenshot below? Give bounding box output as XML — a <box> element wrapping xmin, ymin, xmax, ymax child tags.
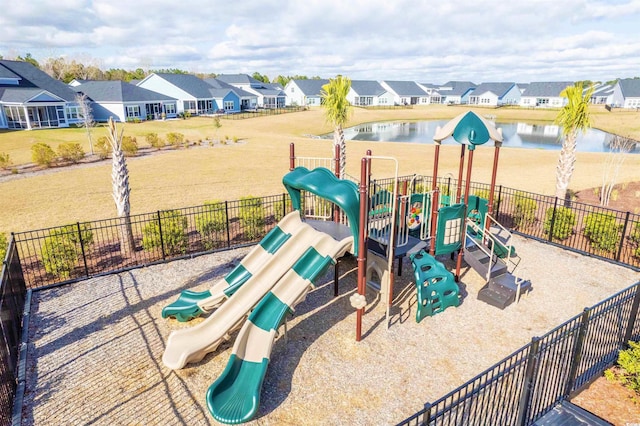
<box><xmin>516</xmin><ymin>337</ymin><xmax>540</xmax><ymax>426</ymax></box>
<box><xmin>157</xmin><ymin>211</ymin><xmax>166</xmax><ymax>260</ymax></box>
<box><xmin>282</xmin><ymin>193</ymin><xmax>287</xmax><ymax>218</ymax></box>
<box><xmin>616</xmin><ymin>211</ymin><xmax>631</xmax><ymax>262</ymax></box>
<box><xmin>76</xmin><ymin>222</ymin><xmax>89</xmax><ymax>278</ymax></box>
<box><xmin>496</xmin><ymin>185</ymin><xmax>503</xmax><ymax>218</ymax></box>
<box><xmin>564</xmin><ymin>308</ymin><xmax>590</xmax><ymax>397</ymax></box>
<box><xmin>225</xmin><ymin>201</ymin><xmax>231</xmax><ymax>248</ymax></box>
<box><xmin>423</xmin><ymin>402</ymin><xmax>432</xmax><ymax>425</ymax></box>
<box><xmin>623</xmin><ymin>283</ymin><xmax>640</xmax><ymax>345</ymax></box>
<box><xmin>548</xmin><ymin>197</ymin><xmax>559</xmax><ymax>242</ymax></box>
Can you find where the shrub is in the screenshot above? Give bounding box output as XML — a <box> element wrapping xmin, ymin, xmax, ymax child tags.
<box><xmin>513</xmin><ymin>192</ymin><xmax>537</xmax><ymax>229</ymax></box>
<box><xmin>543</xmin><ymin>206</ymin><xmax>576</xmax><ymax>241</ymax></box>
<box><xmin>142</xmin><ymin>210</ymin><xmax>188</xmax><ymax>255</ymax></box>
<box><xmin>0</xmin><ymin>152</ymin><xmax>13</xmax><ymax>170</ymax></box>
<box><xmin>630</xmin><ymin>222</ymin><xmax>640</xmax><ymax>246</ymax></box>
<box><xmin>473</xmin><ymin>189</ymin><xmax>501</xmax><ymax>211</ymax></box>
<box><xmin>605</xmin><ymin>341</ymin><xmax>640</xmax><ymax>397</ymax></box>
<box><xmin>31</xmin><ymin>143</ymin><xmax>57</xmax><ymax>167</ymax></box>
<box><xmin>238</xmin><ymin>196</ymin><xmax>266</xmax><ymax>240</ymax></box>
<box><xmin>584</xmin><ymin>212</ymin><xmax>622</xmax><ymax>253</ymax></box>
<box><xmin>273</xmin><ymin>198</ymin><xmax>293</xmax><ymax>222</ymax></box>
<box><xmin>121</xmin><ymin>136</ymin><xmax>138</xmax><ymax>156</ymax></box>
<box><xmin>41</xmin><ymin>230</ymin><xmax>79</xmax><ymax>279</ymax></box>
<box><xmin>145</xmin><ymin>132</ymin><xmax>165</xmax><ymax>149</ymax></box>
<box><xmin>166</xmin><ymin>132</ymin><xmax>185</xmax><ymax>148</ymax></box>
<box><xmin>57</xmin><ymin>142</ymin><xmax>85</xmax><ymax>164</ymax></box>
<box><xmin>0</xmin><ymin>232</ymin><xmax>7</xmax><ymax>261</ymax></box>
<box><xmin>95</xmin><ymin>136</ymin><xmax>111</xmax><ymax>159</ymax></box>
<box><xmin>61</xmin><ymin>223</ymin><xmax>94</xmax><ymax>249</ymax></box>
<box><xmin>195</xmin><ymin>201</ymin><xmax>228</xmax><ymax>250</ymax></box>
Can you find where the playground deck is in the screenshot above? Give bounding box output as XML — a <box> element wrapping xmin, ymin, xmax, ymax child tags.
<box><xmin>18</xmin><ymin>236</ymin><xmax>639</xmax><ymax>426</ymax></box>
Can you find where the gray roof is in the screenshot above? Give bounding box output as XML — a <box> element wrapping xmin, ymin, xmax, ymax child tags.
<box><xmin>203</xmin><ymin>78</ymin><xmax>255</xmax><ymax>98</ymax></box>
<box><xmin>0</xmin><ymin>87</ymin><xmax>45</xmax><ymax>103</ymax></box>
<box><xmin>438</xmin><ymin>81</ymin><xmax>476</xmax><ymax>96</ymax></box>
<box><xmin>618</xmin><ymin>78</ymin><xmax>640</xmax><ymax>98</ymax></box>
<box><xmin>153</xmin><ymin>73</ymin><xmax>221</xmax><ymax>98</ymax></box>
<box><xmin>0</xmin><ymin>65</ymin><xmax>20</xmax><ymax>79</ymax></box>
<box><xmin>216</xmin><ymin>74</ymin><xmax>263</xmax><ymax>86</ymax></box>
<box><xmin>0</xmin><ymin>60</ymin><xmax>78</xmax><ymax>101</ymax></box>
<box><xmin>73</xmin><ymin>81</ymin><xmax>177</xmax><ymax>103</ymax></box>
<box><xmin>382</xmin><ymin>80</ymin><xmax>428</xmax><ymax>96</ymax></box>
<box><xmin>522</xmin><ymin>82</ymin><xmax>573</xmax><ymax>97</ymax></box>
<box><xmin>470</xmin><ymin>82</ymin><xmax>516</xmax><ymax>98</ymax></box>
<box><xmin>350</xmin><ymin>80</ymin><xmax>386</xmax><ymax>96</ymax></box>
<box><xmin>591</xmin><ymin>83</ymin><xmax>614</xmax><ymax>97</ymax></box>
<box><xmin>290</xmin><ymin>79</ymin><xmax>329</xmax><ymax>96</ymax></box>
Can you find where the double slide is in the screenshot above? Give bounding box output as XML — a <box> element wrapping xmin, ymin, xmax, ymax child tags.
<box><xmin>162</xmin><ymin>210</ymin><xmax>353</xmax><ymax>423</ymax></box>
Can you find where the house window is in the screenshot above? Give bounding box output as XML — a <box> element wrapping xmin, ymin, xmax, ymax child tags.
<box><xmin>126</xmin><ymin>105</ymin><xmax>141</xmax><ymax>118</ymax></box>
<box><xmin>421</xmin><ymin>97</ymin><xmax>428</xmax><ymax>104</ymax></box>
<box><xmin>66</xmin><ymin>106</ymin><xmax>80</xmax><ymax>120</ymax></box>
<box><xmin>165</xmin><ymin>103</ymin><xmax>176</xmax><ymax>114</ymax></box>
<box><xmin>379</xmin><ymin>97</ymin><xmax>387</xmax><ymax>105</ymax></box>
<box><xmin>183</xmin><ymin>100</ymin><xmax>196</xmax><ymax>113</ymax></box>
<box><xmin>224</xmin><ymin>101</ymin><xmax>234</xmax><ymax>111</ymax></box>
<box><xmin>522</xmin><ymin>99</ymin><xmax>530</xmax><ymax>105</ymax></box>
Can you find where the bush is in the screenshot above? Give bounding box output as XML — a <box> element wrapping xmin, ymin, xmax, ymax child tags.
<box><xmin>142</xmin><ymin>210</ymin><xmax>188</xmax><ymax>255</ymax></box>
<box><xmin>630</xmin><ymin>222</ymin><xmax>640</xmax><ymax>246</ymax></box>
<box><xmin>95</xmin><ymin>136</ymin><xmax>111</xmax><ymax>159</ymax></box>
<box><xmin>273</xmin><ymin>199</ymin><xmax>293</xmax><ymax>222</ymax></box>
<box><xmin>57</xmin><ymin>142</ymin><xmax>85</xmax><ymax>164</ymax></box>
<box><xmin>513</xmin><ymin>192</ymin><xmax>537</xmax><ymax>229</ymax></box>
<box><xmin>0</xmin><ymin>152</ymin><xmax>13</xmax><ymax>170</ymax></box>
<box><xmin>145</xmin><ymin>132</ymin><xmax>165</xmax><ymax>149</ymax></box>
<box><xmin>121</xmin><ymin>136</ymin><xmax>138</xmax><ymax>156</ymax></box>
<box><xmin>0</xmin><ymin>232</ymin><xmax>7</xmax><ymax>261</ymax></box>
<box><xmin>473</xmin><ymin>189</ymin><xmax>501</xmax><ymax>211</ymax></box>
<box><xmin>584</xmin><ymin>212</ymin><xmax>622</xmax><ymax>253</ymax></box>
<box><xmin>238</xmin><ymin>196</ymin><xmax>266</xmax><ymax>240</ymax></box>
<box><xmin>41</xmin><ymin>230</ymin><xmax>79</xmax><ymax>278</ymax></box>
<box><xmin>543</xmin><ymin>206</ymin><xmax>576</xmax><ymax>241</ymax></box>
<box><xmin>605</xmin><ymin>341</ymin><xmax>640</xmax><ymax>397</ymax></box>
<box><xmin>166</xmin><ymin>132</ymin><xmax>185</xmax><ymax>148</ymax></box>
<box><xmin>31</xmin><ymin>143</ymin><xmax>57</xmax><ymax>167</ymax></box>
<box><xmin>195</xmin><ymin>201</ymin><xmax>228</xmax><ymax>250</ymax></box>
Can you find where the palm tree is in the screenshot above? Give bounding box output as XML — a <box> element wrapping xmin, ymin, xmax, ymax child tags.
<box><xmin>106</xmin><ymin>117</ymin><xmax>135</xmax><ymax>256</ymax></box>
<box><xmin>321</xmin><ymin>75</ymin><xmax>351</xmax><ymax>179</ymax></box>
<box><xmin>554</xmin><ymin>82</ymin><xmax>594</xmax><ymax>201</ymax></box>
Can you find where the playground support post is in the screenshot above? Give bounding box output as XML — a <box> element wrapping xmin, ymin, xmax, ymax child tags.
<box><xmin>456</xmin><ymin>144</ymin><xmax>466</xmax><ymax>201</ymax></box>
<box><xmin>487</xmin><ymin>141</ymin><xmax>502</xmax><ymax>219</ymax></box>
<box><xmin>289</xmin><ymin>143</ymin><xmax>295</xmax><ymax>171</ymax></box>
<box><xmin>429</xmin><ymin>142</ymin><xmax>441</xmax><ymax>256</ymax></box>
<box><xmin>456</xmin><ymin>148</ymin><xmax>475</xmax><ymax>280</ymax></box>
<box><xmin>356</xmin><ymin>158</ymin><xmax>369</xmax><ymax>342</ymax></box>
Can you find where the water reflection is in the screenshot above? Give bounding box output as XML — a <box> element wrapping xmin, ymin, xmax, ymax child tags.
<box><xmin>336</xmin><ymin>121</ymin><xmax>639</xmax><ymax>153</ymax></box>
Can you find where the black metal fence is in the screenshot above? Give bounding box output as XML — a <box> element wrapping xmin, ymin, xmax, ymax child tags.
<box><xmin>13</xmin><ymin>194</ymin><xmax>290</xmax><ymax>289</ymax></box>
<box><xmin>0</xmin><ymin>236</ymin><xmax>27</xmax><ymax>426</ymax></box>
<box><xmin>221</xmin><ymin>106</ymin><xmax>307</xmax><ymax>120</ymax></box>
<box><xmin>397</xmin><ymin>280</ymin><xmax>640</xmax><ymax>426</ymax></box>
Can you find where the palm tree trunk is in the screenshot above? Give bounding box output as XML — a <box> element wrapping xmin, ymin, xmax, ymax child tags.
<box><xmin>333</xmin><ymin>125</ymin><xmax>346</xmax><ymax>179</ymax></box>
<box><xmin>555</xmin><ymin>131</ymin><xmax>578</xmax><ymax>202</ymax></box>
<box><xmin>112</xmin><ymin>147</ymin><xmax>135</xmax><ymax>256</ymax></box>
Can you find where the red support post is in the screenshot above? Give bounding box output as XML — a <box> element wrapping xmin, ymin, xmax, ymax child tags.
<box><xmin>456</xmin><ymin>144</ymin><xmax>466</xmax><ymax>202</ymax></box>
<box><xmin>429</xmin><ymin>143</ymin><xmax>441</xmax><ymax>256</ymax></box>
<box><xmin>356</xmin><ymin>157</ymin><xmax>369</xmax><ymax>342</ymax></box>
<box><xmin>456</xmin><ymin>148</ymin><xmax>474</xmax><ymax>280</ymax></box>
<box><xmin>487</xmin><ymin>141</ymin><xmax>502</xmax><ymax>218</ymax></box>
<box><xmin>289</xmin><ymin>143</ymin><xmax>295</xmax><ymax>171</ymax></box>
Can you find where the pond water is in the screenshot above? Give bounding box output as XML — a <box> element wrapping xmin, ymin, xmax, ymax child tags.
<box><xmin>334</xmin><ymin>121</ymin><xmax>640</xmax><ymax>154</ymax></box>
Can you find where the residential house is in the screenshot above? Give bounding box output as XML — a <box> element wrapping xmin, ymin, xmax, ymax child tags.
<box><xmin>347</xmin><ymin>80</ymin><xmax>394</xmax><ymax>106</ymax></box>
<box><xmin>417</xmin><ymin>83</ymin><xmax>443</xmax><ymax>104</ymax></box>
<box><xmin>590</xmin><ymin>83</ymin><xmax>615</xmax><ymax>105</ymax></box>
<box><xmin>137</xmin><ymin>73</ymin><xmax>240</xmax><ymax>115</ymax></box>
<box><xmin>380</xmin><ymin>80</ymin><xmax>429</xmax><ymax>105</ymax></box>
<box><xmin>611</xmin><ymin>78</ymin><xmax>640</xmax><ymax>109</ymax></box>
<box><xmin>216</xmin><ymin>74</ymin><xmax>285</xmax><ymax>108</ymax></box>
<box><xmin>203</xmin><ymin>78</ymin><xmax>257</xmax><ymax>111</ymax></box>
<box><xmin>468</xmin><ymin>82</ymin><xmax>521</xmax><ymax>106</ymax></box>
<box><xmin>72</xmin><ymin>80</ymin><xmax>178</xmax><ymax>122</ymax></box>
<box><xmin>435</xmin><ymin>81</ymin><xmax>476</xmax><ymax>104</ymax></box>
<box><xmin>0</xmin><ymin>59</ymin><xmax>81</xmax><ymax>130</ymax></box>
<box><xmin>284</xmin><ymin>79</ymin><xmax>329</xmax><ymax>106</ymax></box>
<box><xmin>519</xmin><ymin>81</ymin><xmax>572</xmax><ymax>108</ymax></box>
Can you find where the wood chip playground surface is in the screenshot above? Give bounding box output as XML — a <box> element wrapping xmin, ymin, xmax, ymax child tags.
<box><xmin>18</xmin><ymin>236</ymin><xmax>640</xmax><ymax>426</ymax></box>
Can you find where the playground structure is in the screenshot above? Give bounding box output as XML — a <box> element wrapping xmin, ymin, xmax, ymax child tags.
<box><xmin>161</xmin><ymin>110</ymin><xmax>532</xmax><ymax>424</ymax></box>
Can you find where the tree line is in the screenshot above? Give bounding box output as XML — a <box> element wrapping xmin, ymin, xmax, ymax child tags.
<box><xmin>0</xmin><ymin>53</ymin><xmax>323</xmax><ymax>86</ymax></box>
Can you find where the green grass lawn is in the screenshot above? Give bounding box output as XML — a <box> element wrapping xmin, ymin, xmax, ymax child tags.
<box><xmin>1</xmin><ymin>105</ymin><xmax>639</xmax><ymax>234</ymax></box>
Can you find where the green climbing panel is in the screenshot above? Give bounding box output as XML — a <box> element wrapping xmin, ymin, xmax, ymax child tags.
<box><xmin>410</xmin><ymin>250</ymin><xmax>460</xmax><ymax>323</ymax></box>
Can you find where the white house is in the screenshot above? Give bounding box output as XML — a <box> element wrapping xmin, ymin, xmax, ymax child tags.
<box><xmin>519</xmin><ymin>82</ymin><xmax>572</xmax><ymax>108</ymax></box>
<box><xmin>468</xmin><ymin>82</ymin><xmax>521</xmax><ymax>106</ymax></box>
<box><xmin>216</xmin><ymin>74</ymin><xmax>284</xmax><ymax>108</ymax></box>
<box><xmin>590</xmin><ymin>83</ymin><xmax>615</xmax><ymax>105</ymax></box>
<box><xmin>434</xmin><ymin>81</ymin><xmax>476</xmax><ymax>104</ymax></box>
<box><xmin>347</xmin><ymin>80</ymin><xmax>394</xmax><ymax>106</ymax></box>
<box><xmin>284</xmin><ymin>79</ymin><xmax>329</xmax><ymax>106</ymax></box>
<box><xmin>380</xmin><ymin>80</ymin><xmax>430</xmax><ymax>105</ymax></box>
<box><xmin>611</xmin><ymin>78</ymin><xmax>640</xmax><ymax>109</ymax></box>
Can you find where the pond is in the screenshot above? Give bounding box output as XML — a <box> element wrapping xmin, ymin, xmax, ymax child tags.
<box><xmin>333</xmin><ymin>121</ymin><xmax>640</xmax><ymax>154</ymax></box>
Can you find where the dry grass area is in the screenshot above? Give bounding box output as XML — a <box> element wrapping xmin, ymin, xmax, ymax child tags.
<box><xmin>1</xmin><ymin>105</ymin><xmax>640</xmax><ymax>233</ymax></box>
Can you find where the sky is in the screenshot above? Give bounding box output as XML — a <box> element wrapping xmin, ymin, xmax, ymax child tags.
<box><xmin>1</xmin><ymin>0</ymin><xmax>640</xmax><ymax>84</ymax></box>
